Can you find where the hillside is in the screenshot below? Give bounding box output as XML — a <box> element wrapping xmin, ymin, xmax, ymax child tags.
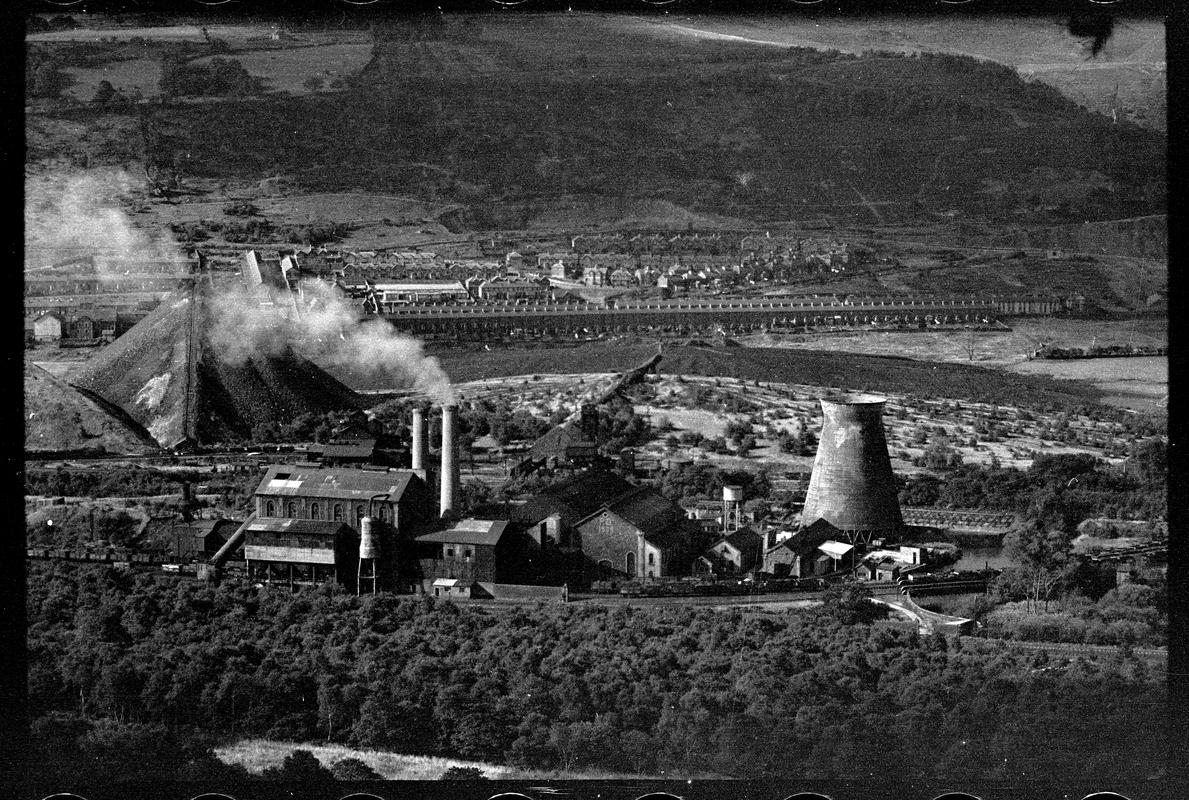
<box><xmin>24</xmin><ymin>362</ymin><xmax>161</xmax><ymax>455</ymax></box>
<box><xmin>37</xmin><ymin>14</ymin><xmax>1163</xmax><ymax>236</ymax></box>
<box><xmin>625</xmin><ymin>14</ymin><xmax>1166</xmax><ymax>131</ymax></box>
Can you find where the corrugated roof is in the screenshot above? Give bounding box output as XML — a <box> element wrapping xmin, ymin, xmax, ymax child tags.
<box><xmin>525</xmin><ymin>470</ymin><xmax>637</xmax><ymax>526</ymax></box>
<box><xmin>606</xmin><ymin>486</ymin><xmax>683</xmax><ymax>534</ymax></box>
<box><xmin>418</xmin><ymin>519</ymin><xmax>509</xmax><ymax>546</ymax></box>
<box><xmin>375</xmin><ymin>281</ymin><xmax>467</xmax><ymax>292</ymax></box>
<box><xmin>321</xmin><ymin>439</ymin><xmax>378</xmax><ymax>459</ymax></box>
<box><xmin>721</xmin><ymin>527</ymin><xmax>764</xmax><ymax>560</ymax></box>
<box><xmin>246</xmin><ymin>518</ymin><xmax>353</xmax><ymax>536</ymax></box>
<box><xmin>818</xmin><ymin>540</ymin><xmax>854</xmax><ymax>559</ymax></box>
<box><xmin>255</xmin><ymin>465</ymin><xmax>415</xmax><ymax>501</ymax></box>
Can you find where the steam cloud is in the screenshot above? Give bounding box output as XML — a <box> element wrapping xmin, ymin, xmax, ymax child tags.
<box><xmin>25</xmin><ymin>168</ymin><xmax>185</xmax><ymax>272</ymax></box>
<box><xmin>26</xmin><ymin>167</ymin><xmax>455</xmax><ymax>405</ymax></box>
<box><xmin>207</xmin><ymin>278</ymin><xmax>456</xmax><ymax>406</ymax></box>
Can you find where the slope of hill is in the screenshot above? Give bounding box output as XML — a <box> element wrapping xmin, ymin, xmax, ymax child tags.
<box><xmin>627</xmin><ymin>14</ymin><xmax>1166</xmax><ymax>131</ymax></box>
<box><xmin>102</xmin><ymin>13</ymin><xmax>1162</xmax><ymax>233</ymax></box>
<box><xmin>25</xmin><ymin>362</ymin><xmax>161</xmax><ymax>455</ymax></box>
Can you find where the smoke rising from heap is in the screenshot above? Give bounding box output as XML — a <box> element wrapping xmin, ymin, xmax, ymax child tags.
<box><xmin>26</xmin><ymin>167</ymin><xmax>454</xmax><ymax>405</ymax></box>
<box><xmin>25</xmin><ymin>169</ymin><xmax>184</xmax><ymax>272</ymax></box>
<box><xmin>207</xmin><ymin>279</ymin><xmax>456</xmax><ymax>406</ymax></box>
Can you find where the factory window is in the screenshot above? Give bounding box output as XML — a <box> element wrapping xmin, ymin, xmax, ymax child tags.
<box><xmin>333</xmin><ymin>504</ymin><xmax>343</xmax><ymax>521</ymax></box>
<box><xmin>310</xmin><ymin>502</ymin><xmax>320</xmax><ymax>520</ymax></box>
<box><xmin>464</xmin><ymin>548</ymin><xmax>472</xmax><ymax>562</ymax></box>
<box><xmin>379</xmin><ymin>505</ymin><xmax>389</xmax><ymax>522</ymax></box>
<box><xmin>446</xmin><ymin>547</ymin><xmax>455</xmax><ymax>558</ymax></box>
<box><xmin>286</xmin><ymin>502</ymin><xmax>296</xmax><ymax>517</ymax></box>
<box><xmin>356</xmin><ymin>505</ymin><xmax>365</xmax><ymax>523</ymax></box>
<box><xmin>265</xmin><ymin>500</ymin><xmax>275</xmax><ymax>517</ymax></box>
<box><xmin>625</xmin><ymin>552</ymin><xmax>636</xmax><ymax>576</ymax></box>
<box><xmin>648</xmin><ymin>552</ymin><xmax>655</xmax><ymax>566</ymax></box>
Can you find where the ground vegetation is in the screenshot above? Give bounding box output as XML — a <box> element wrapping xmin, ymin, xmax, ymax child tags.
<box><xmin>26</xmin><ymin>562</ymin><xmax>1164</xmax><ymax>783</ymax></box>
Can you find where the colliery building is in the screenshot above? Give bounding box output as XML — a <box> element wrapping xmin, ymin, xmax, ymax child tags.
<box><xmin>209</xmin><ymin>465</ymin><xmax>436</xmax><ymax>592</ymax></box>
<box><xmin>514</xmin><ymin>470</ymin><xmax>700</xmax><ymax>583</ymax></box>
<box><xmin>415</xmin><ymin>518</ymin><xmax>544</xmax><ymax>597</ymax></box>
<box><xmin>242</xmin><ymin>517</ymin><xmax>359</xmax><ymax>589</ymax></box>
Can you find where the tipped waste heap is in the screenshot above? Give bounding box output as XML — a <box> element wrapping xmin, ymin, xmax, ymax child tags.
<box><xmin>25</xmin><ymin>362</ymin><xmax>161</xmax><ymax>455</ymax></box>
<box><xmin>71</xmin><ymin>284</ymin><xmax>364</xmax><ymax>450</ymax></box>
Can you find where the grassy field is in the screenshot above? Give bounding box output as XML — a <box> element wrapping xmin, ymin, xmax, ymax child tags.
<box><xmin>738</xmin><ymin>317</ymin><xmax>1167</xmax><ymax>366</ymax></box>
<box><xmin>188</xmin><ymin>42</ymin><xmax>374</xmax><ymax>97</ymax></box>
<box><xmin>1010</xmin><ymin>355</ymin><xmax>1166</xmax><ymax>413</ymax></box>
<box><xmin>215</xmin><ymin>738</ymin><xmax>644</xmax><ymax>780</ymax></box>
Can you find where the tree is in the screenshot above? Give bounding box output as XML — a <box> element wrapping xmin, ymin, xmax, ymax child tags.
<box><xmin>262</xmin><ymin>749</ymin><xmax>336</xmax><ymax>782</ymax></box>
<box><xmin>331</xmin><ymin>757</ymin><xmax>383</xmax><ymax>780</ymax></box>
<box><xmin>1003</xmin><ymin>518</ymin><xmax>1077</xmax><ymax>612</ymax></box>
<box><xmin>92</xmin><ymin>80</ymin><xmax>117</xmax><ymax>106</ymax></box>
<box><xmin>440</xmin><ymin>766</ymin><xmax>487</xmax><ymax>780</ymax></box>
<box><xmin>821</xmin><ymin>585</ymin><xmax>887</xmax><ymax>625</ymax></box>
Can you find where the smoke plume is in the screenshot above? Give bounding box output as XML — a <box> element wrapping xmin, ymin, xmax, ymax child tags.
<box><xmin>24</xmin><ymin>168</ymin><xmax>185</xmax><ymax>273</ymax></box>
<box><xmin>207</xmin><ymin>278</ymin><xmax>456</xmax><ymax>405</ymax></box>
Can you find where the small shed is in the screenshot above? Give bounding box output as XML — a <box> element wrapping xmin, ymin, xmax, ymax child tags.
<box><xmin>817</xmin><ymin>539</ymin><xmax>855</xmax><ymax>571</ymax></box>
<box><xmin>432</xmin><ymin>577</ymin><xmax>474</xmax><ymax>599</ymax></box>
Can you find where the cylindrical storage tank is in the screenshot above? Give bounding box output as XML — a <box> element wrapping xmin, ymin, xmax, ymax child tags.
<box><xmin>359</xmin><ymin>516</ymin><xmax>379</xmax><ymax>560</ymax></box>
<box><xmin>411</xmin><ymin>407</ymin><xmax>427</xmax><ymax>471</ymax></box>
<box><xmin>723</xmin><ymin>485</ymin><xmax>744</xmax><ymax>503</ymax></box>
<box><xmin>439</xmin><ymin>404</ymin><xmax>459</xmax><ymax>518</ymax></box>
<box><xmin>800</xmin><ymin>393</ymin><xmax>902</xmax><ymax>533</ymax></box>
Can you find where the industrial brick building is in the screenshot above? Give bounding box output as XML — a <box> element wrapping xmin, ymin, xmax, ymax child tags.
<box><xmin>513</xmin><ymin>469</ymin><xmax>698</xmax><ymax>583</ymax></box>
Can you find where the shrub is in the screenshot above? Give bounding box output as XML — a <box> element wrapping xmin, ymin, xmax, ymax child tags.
<box><xmin>331</xmin><ymin>757</ymin><xmax>383</xmax><ymax>780</ymax></box>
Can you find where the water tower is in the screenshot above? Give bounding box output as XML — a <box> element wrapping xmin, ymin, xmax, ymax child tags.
<box><xmin>800</xmin><ymin>393</ymin><xmax>902</xmax><ymax>542</ymax></box>
<box><xmin>356</xmin><ymin>516</ymin><xmax>379</xmax><ymax>595</ymax></box>
<box><xmin>723</xmin><ymin>484</ymin><xmax>744</xmax><ymax>532</ymax></box>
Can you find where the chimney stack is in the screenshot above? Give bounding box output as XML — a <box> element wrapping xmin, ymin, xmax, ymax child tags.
<box><xmin>580</xmin><ymin>403</ymin><xmax>599</xmax><ymax>442</ymax></box>
<box><xmin>439</xmin><ymin>404</ymin><xmax>459</xmax><ymax>518</ymax></box>
<box><xmin>411</xmin><ymin>407</ymin><xmax>427</xmax><ymax>471</ymax></box>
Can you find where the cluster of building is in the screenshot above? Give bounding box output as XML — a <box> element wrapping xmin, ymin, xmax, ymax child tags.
<box><xmin>233</xmin><ymin>232</ymin><xmax>864</xmax><ymax>313</ymax></box>
<box><xmin>191</xmin><ymin>392</ymin><xmax>965</xmax><ymax>599</ymax></box>
<box><xmin>24</xmin><ymin>252</ymin><xmax>195</xmax><ymax>347</ymax></box>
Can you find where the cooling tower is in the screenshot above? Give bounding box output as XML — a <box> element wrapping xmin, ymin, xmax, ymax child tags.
<box><xmin>411</xmin><ymin>407</ymin><xmax>427</xmax><ymax>471</ymax></box>
<box><xmin>800</xmin><ymin>394</ymin><xmax>902</xmax><ymax>534</ymax></box>
<box><xmin>439</xmin><ymin>404</ymin><xmax>459</xmax><ymax>518</ymax></box>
